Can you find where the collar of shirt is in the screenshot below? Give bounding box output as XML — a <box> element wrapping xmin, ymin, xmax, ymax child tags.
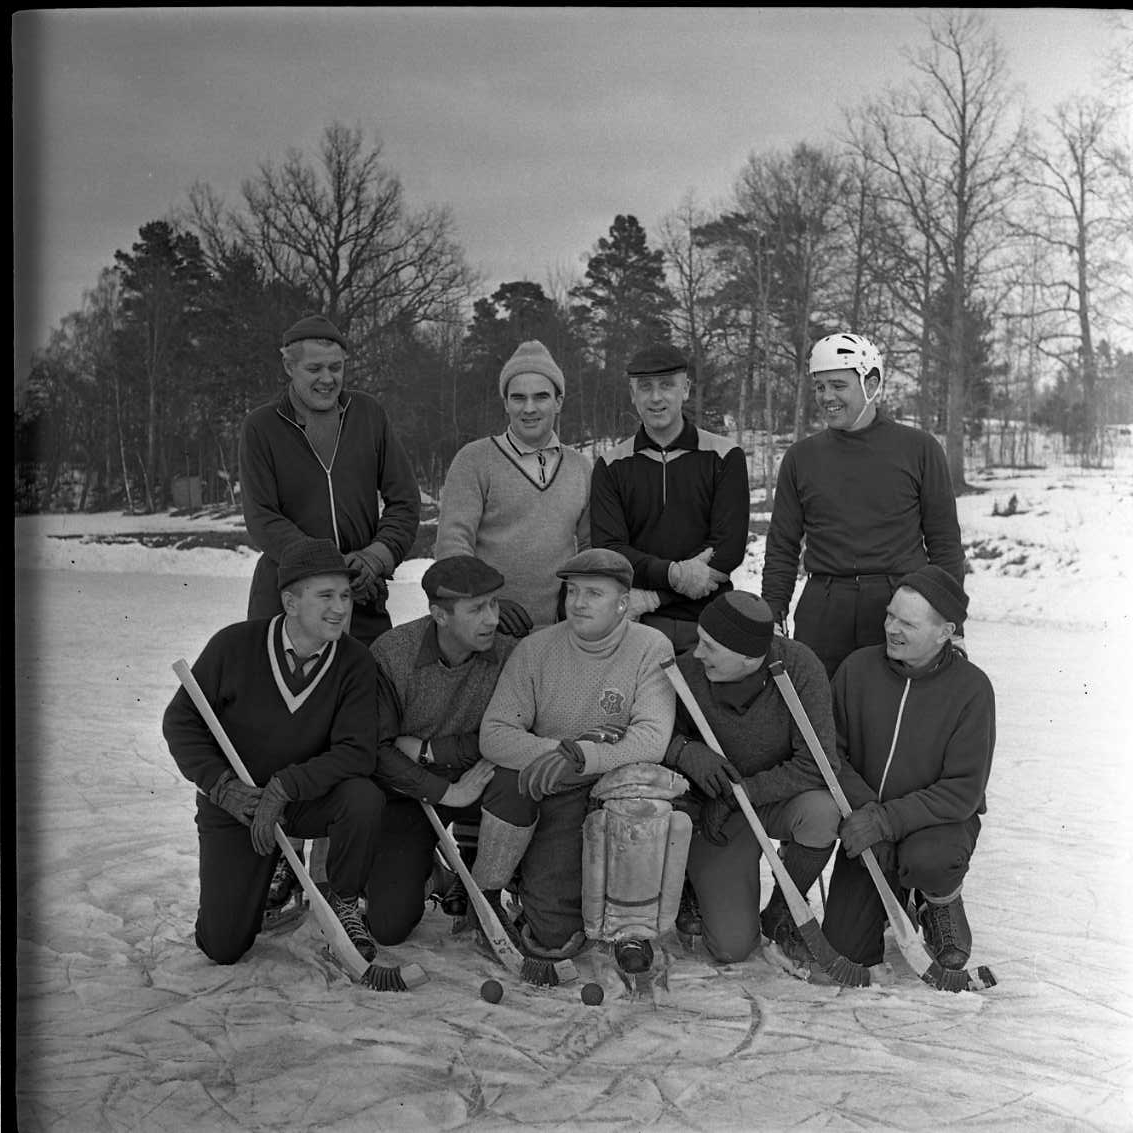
<box><xmin>281</xmin><ymin>622</ymin><xmax>329</xmax><ymax>672</ymax></box>
<box><xmin>502</xmin><ymin>427</ymin><xmax>561</xmax><ymax>456</ymax></box>
<box><xmin>634</xmin><ymin>415</ymin><xmax>698</xmax><ymax>454</ymax></box>
<box><xmin>413</xmin><ymin>618</ymin><xmax>499</xmax><ymax>670</ymax></box>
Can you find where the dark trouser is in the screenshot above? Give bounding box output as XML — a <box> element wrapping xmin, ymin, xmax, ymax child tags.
<box><xmin>640</xmin><ymin>614</ymin><xmax>700</xmax><ymax>655</ymax></box>
<box><xmin>481</xmin><ymin>767</ymin><xmax>541</xmax><ymax>828</ymax></box>
<box><xmin>684</xmin><ymin>790</ymin><xmax>841</xmax><ymax>964</ymax></box>
<box><xmin>793</xmin><ymin>574</ymin><xmax>901</xmax><ymax>679</ymax></box>
<box><xmin>195</xmin><ymin>776</ymin><xmax>383</xmax><ymax>965</ymax></box>
<box><xmin>822</xmin><ymin>815</ymin><xmax>982</xmax><ymax>966</ymax></box>
<box><xmin>364</xmin><ymin>796</ymin><xmax>482</xmax><ymax>946</ymax></box>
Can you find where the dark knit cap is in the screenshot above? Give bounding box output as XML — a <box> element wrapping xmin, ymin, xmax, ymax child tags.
<box><xmin>282</xmin><ymin>314</ymin><xmax>349</xmax><ymax>351</ymax></box>
<box><xmin>278</xmin><ymin>539</ymin><xmax>359</xmax><ymax>592</ymax></box>
<box><xmin>896</xmin><ymin>565</ymin><xmax>968</xmax><ymax>627</ymax></box>
<box><xmin>626</xmin><ymin>344</ymin><xmax>688</xmax><ymax>377</ymax></box>
<box><xmin>422</xmin><ymin>555</ymin><xmax>505</xmax><ymax>602</ymax></box>
<box><xmin>698</xmin><ymin>591</ymin><xmax>774</xmax><ymax>658</ymax></box>
<box><xmin>556</xmin><ymin>548</ymin><xmax>634</xmax><ymax>591</ymax></box>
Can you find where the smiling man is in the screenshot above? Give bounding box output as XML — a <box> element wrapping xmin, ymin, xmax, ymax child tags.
<box><xmin>435</xmin><ymin>340</ymin><xmax>591</xmax><ymax>636</ymax></box>
<box><xmin>590</xmin><ymin>344</ymin><xmax>750</xmax><ymax>653</ymax></box>
<box><xmin>822</xmin><ymin>566</ymin><xmax>995</xmax><ymax>974</ymax></box>
<box><xmin>162</xmin><ymin>539</ymin><xmax>383</xmax><ymax>969</ymax></box>
<box><xmin>761</xmin><ymin>333</ymin><xmax>965</xmax><ymax>679</ymax></box>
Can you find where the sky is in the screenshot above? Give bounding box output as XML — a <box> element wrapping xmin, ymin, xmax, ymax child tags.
<box><xmin>12</xmin><ymin>7</ymin><xmax>1129</xmax><ymax>382</ymax></box>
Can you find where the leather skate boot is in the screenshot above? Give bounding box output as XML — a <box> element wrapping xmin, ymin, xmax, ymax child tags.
<box><xmin>676</xmin><ymin>879</ymin><xmax>702</xmax><ymax>938</ymax></box>
<box><xmin>918</xmin><ymin>894</ymin><xmax>972</xmax><ymax>970</ymax></box>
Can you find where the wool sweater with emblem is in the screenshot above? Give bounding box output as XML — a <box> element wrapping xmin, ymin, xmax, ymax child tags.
<box><xmin>832</xmin><ymin>642</ymin><xmax>995</xmax><ymax>840</ymax></box>
<box><xmin>479</xmin><ymin>619</ymin><xmax>675</xmax><ymax>775</ymax></box>
<box><xmin>371</xmin><ymin>614</ymin><xmax>518</xmax><ymax>803</ymax></box>
<box><xmin>665</xmin><ymin>636</ymin><xmax>839</xmax><ymax>805</ymax></box>
<box><xmin>590</xmin><ymin>416</ymin><xmax>750</xmax><ymax>623</ymax></box>
<box><xmin>435</xmin><ymin>434</ymin><xmax>592</xmax><ymax>628</ymax></box>
<box><xmin>163</xmin><ymin>616</ymin><xmax>377</xmax><ymax>801</ymax></box>
<box><xmin>761</xmin><ymin>411</ymin><xmax>963</xmax><ymax>619</ymax></box>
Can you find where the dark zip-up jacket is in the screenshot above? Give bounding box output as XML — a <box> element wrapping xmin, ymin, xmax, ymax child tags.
<box><xmin>590</xmin><ymin>416</ymin><xmax>750</xmax><ymax>623</ymax></box>
<box><xmin>833</xmin><ymin>643</ymin><xmax>995</xmax><ymax>841</ymax></box>
<box><xmin>239</xmin><ymin>389</ymin><xmax>420</xmax><ymax>643</ymax></box>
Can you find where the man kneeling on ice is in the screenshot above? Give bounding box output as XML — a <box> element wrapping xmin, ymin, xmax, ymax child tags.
<box><xmin>665</xmin><ymin>590</ymin><xmax>842</xmax><ymax>975</ymax></box>
<box><xmin>473</xmin><ymin>549</ymin><xmax>679</xmax><ymax>975</ymax></box>
<box><xmin>163</xmin><ymin>539</ymin><xmax>382</xmax><ymax>965</ymax></box>
<box><xmin>822</xmin><ymin>566</ymin><xmax>995</xmax><ymax>973</ymax></box>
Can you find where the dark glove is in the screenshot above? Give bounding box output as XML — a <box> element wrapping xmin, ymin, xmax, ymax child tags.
<box><xmin>496</xmin><ymin>597</ymin><xmax>533</xmax><ymax>638</ymax></box>
<box><xmin>696</xmin><ymin>793</ymin><xmax>738</xmax><ymax>846</ymax></box>
<box><xmin>868</xmin><ymin>840</ymin><xmax>897</xmax><ymax>875</ymax></box>
<box><xmin>518</xmin><ymin>742</ymin><xmax>589</xmax><ymax>802</ymax></box>
<box><xmin>250</xmin><ymin>776</ymin><xmax>291</xmax><ymax>855</ymax></box>
<box><xmin>672</xmin><ymin>738</ymin><xmax>742</xmax><ymax>799</ymax></box>
<box><xmin>576</xmin><ymin>724</ymin><xmax>626</xmax><ymax>744</ymax></box>
<box><xmin>344</xmin><ymin>550</ymin><xmax>388</xmax><ymax>607</ymax></box>
<box><xmin>839</xmin><ymin>801</ymin><xmax>895</xmax><ymax>860</ymax></box>
<box><xmin>207</xmin><ymin>770</ymin><xmax>262</xmax><ymax>826</ymax></box>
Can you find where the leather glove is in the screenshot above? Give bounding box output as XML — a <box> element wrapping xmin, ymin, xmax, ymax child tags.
<box><xmin>868</xmin><ymin>840</ymin><xmax>897</xmax><ymax>875</ymax></box>
<box><xmin>626</xmin><ymin>588</ymin><xmax>661</xmax><ymax>621</ymax></box>
<box><xmin>517</xmin><ymin>741</ymin><xmax>590</xmax><ymax>802</ymax></box>
<box><xmin>250</xmin><ymin>775</ymin><xmax>292</xmax><ymax>855</ymax></box>
<box><xmin>696</xmin><ymin>793</ymin><xmax>738</xmax><ymax>846</ymax></box>
<box><xmin>576</xmin><ymin>724</ymin><xmax>626</xmax><ymax>744</ymax></box>
<box><xmin>839</xmin><ymin>801</ymin><xmax>895</xmax><ymax>860</ymax></box>
<box><xmin>668</xmin><ymin>548</ymin><xmax>718</xmax><ymax>600</ymax></box>
<box><xmin>344</xmin><ymin>550</ymin><xmax>388</xmax><ymax>607</ymax></box>
<box><xmin>207</xmin><ymin>770</ymin><xmax>262</xmax><ymax>826</ymax></box>
<box><xmin>496</xmin><ymin>597</ymin><xmax>533</xmax><ymax>638</ymax></box>
<box><xmin>672</xmin><ymin>738</ymin><xmax>742</xmax><ymax>799</ymax></box>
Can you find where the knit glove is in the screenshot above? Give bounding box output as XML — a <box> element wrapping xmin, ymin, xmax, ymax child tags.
<box><xmin>667</xmin><ymin>548</ymin><xmax>718</xmax><ymax>600</ymax></box>
<box><xmin>696</xmin><ymin>793</ymin><xmax>738</xmax><ymax>846</ymax></box>
<box><xmin>839</xmin><ymin>801</ymin><xmax>895</xmax><ymax>860</ymax></box>
<box><xmin>250</xmin><ymin>776</ymin><xmax>292</xmax><ymax>855</ymax></box>
<box><xmin>625</xmin><ymin>588</ymin><xmax>661</xmax><ymax>622</ymax></box>
<box><xmin>344</xmin><ymin>549</ymin><xmax>388</xmax><ymax>606</ymax></box>
<box><xmin>207</xmin><ymin>770</ymin><xmax>262</xmax><ymax>825</ymax></box>
<box><xmin>518</xmin><ymin>741</ymin><xmax>590</xmax><ymax>802</ymax></box>
<box><xmin>672</xmin><ymin>738</ymin><xmax>742</xmax><ymax>799</ymax></box>
<box><xmin>496</xmin><ymin>597</ymin><xmax>534</xmax><ymax>638</ymax></box>
<box><xmin>576</xmin><ymin>724</ymin><xmax>626</xmax><ymax>744</ymax></box>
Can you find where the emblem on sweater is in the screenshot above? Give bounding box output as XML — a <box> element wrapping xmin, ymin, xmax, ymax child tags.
<box><xmin>598</xmin><ymin>688</ymin><xmax>625</xmax><ymax>715</ymax></box>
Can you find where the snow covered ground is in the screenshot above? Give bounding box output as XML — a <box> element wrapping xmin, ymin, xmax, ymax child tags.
<box><xmin>14</xmin><ymin>458</ymin><xmax>1133</xmax><ymax>1132</ymax></box>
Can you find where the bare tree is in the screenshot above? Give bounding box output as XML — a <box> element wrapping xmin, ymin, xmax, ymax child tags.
<box><xmin>849</xmin><ymin>10</ymin><xmax>1024</xmax><ymax>489</ymax></box>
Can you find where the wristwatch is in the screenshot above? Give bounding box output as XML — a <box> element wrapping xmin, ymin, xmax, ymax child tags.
<box><xmin>417</xmin><ymin>740</ymin><xmax>433</xmax><ymax>766</ymax></box>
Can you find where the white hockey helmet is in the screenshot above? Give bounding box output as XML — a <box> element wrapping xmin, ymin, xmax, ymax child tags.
<box><xmin>808</xmin><ymin>333</ymin><xmax>884</xmax><ymax>398</ymax></box>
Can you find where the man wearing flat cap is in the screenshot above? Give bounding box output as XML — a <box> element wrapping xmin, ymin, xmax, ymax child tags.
<box><xmin>362</xmin><ymin>555</ymin><xmax>520</xmax><ymax>945</ymax></box>
<box><xmin>589</xmin><ymin>343</ymin><xmax>751</xmax><ymax>653</ymax></box>
<box><xmin>239</xmin><ymin>313</ymin><xmax>421</xmax><ymax>918</ymax></box>
<box><xmin>436</xmin><ymin>340</ymin><xmax>591</xmax><ymax>637</ymax></box>
<box><xmin>663</xmin><ymin>590</ymin><xmax>842</xmax><ymax>977</ymax></box>
<box><xmin>822</xmin><ymin>565</ymin><xmax>996</xmax><ymax>975</ymax></box>
<box><xmin>473</xmin><ymin>548</ymin><xmax>676</xmax><ymax>964</ymax></box>
<box><xmin>162</xmin><ymin>539</ymin><xmax>384</xmax><ymax>969</ymax></box>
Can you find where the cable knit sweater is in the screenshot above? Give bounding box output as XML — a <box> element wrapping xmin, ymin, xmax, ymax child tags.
<box><xmin>435</xmin><ymin>436</ymin><xmax>592</xmax><ymax>628</ymax></box>
<box><xmin>479</xmin><ymin>619</ymin><xmax>675</xmax><ymax>775</ymax></box>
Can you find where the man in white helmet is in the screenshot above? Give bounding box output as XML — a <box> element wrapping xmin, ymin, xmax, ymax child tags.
<box><xmin>761</xmin><ymin>333</ymin><xmax>965</xmax><ymax>679</ymax></box>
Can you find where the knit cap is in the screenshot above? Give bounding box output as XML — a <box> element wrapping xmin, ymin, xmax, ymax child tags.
<box><xmin>281</xmin><ymin>314</ymin><xmax>349</xmax><ymax>351</ymax></box>
<box><xmin>896</xmin><ymin>565</ymin><xmax>968</xmax><ymax>627</ymax></box>
<box><xmin>278</xmin><ymin>539</ymin><xmax>359</xmax><ymax>592</ymax></box>
<box><xmin>698</xmin><ymin>591</ymin><xmax>774</xmax><ymax>658</ymax></box>
<box><xmin>498</xmin><ymin>340</ymin><xmax>565</xmax><ymax>398</ymax></box>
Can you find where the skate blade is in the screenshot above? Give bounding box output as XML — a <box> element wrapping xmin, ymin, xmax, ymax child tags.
<box><xmin>763</xmin><ymin>940</ymin><xmax>812</xmax><ymax>982</ymax></box>
<box><xmin>261</xmin><ymin>898</ymin><xmax>307</xmax><ymax>933</ymax></box>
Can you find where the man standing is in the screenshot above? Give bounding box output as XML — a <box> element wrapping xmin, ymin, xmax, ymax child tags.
<box><xmin>240</xmin><ymin>313</ymin><xmax>420</xmax><ymax>919</ymax></box>
<box><xmin>162</xmin><ymin>540</ymin><xmax>383</xmax><ymax>967</ymax></box>
<box><xmin>476</xmin><ymin>549</ymin><xmax>675</xmax><ymax>965</ymax></box>
<box><xmin>821</xmin><ymin>566</ymin><xmax>995</xmax><ymax>973</ymax></box>
<box><xmin>590</xmin><ymin>344</ymin><xmax>750</xmax><ymax>653</ymax></box>
<box><xmin>761</xmin><ymin>332</ymin><xmax>965</xmax><ymax>678</ymax></box>
<box><xmin>435</xmin><ymin>340</ymin><xmax>591</xmax><ymax>635</ymax></box>
<box><xmin>664</xmin><ymin>591</ymin><xmax>841</xmax><ymax>975</ymax></box>
<box><xmin>364</xmin><ymin>555</ymin><xmax>517</xmax><ymax>945</ymax></box>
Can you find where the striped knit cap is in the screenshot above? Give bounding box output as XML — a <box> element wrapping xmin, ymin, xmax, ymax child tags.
<box><xmin>698</xmin><ymin>591</ymin><xmax>774</xmax><ymax>658</ymax></box>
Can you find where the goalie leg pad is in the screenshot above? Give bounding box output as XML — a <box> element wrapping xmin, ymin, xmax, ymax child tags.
<box><xmin>582</xmin><ymin>798</ymin><xmax>692</xmax><ymax>942</ymax></box>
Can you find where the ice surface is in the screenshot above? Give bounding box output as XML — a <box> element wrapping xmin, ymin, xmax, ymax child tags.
<box><xmin>14</xmin><ymin>461</ymin><xmax>1133</xmax><ymax>1131</ymax></box>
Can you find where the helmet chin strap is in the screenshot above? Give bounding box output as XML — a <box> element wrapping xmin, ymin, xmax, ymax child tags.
<box><xmin>848</xmin><ymin>374</ymin><xmax>881</xmax><ymax>429</ymax></box>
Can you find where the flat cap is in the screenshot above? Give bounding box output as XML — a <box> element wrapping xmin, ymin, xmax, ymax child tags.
<box><xmin>282</xmin><ymin>314</ymin><xmax>349</xmax><ymax>351</ymax></box>
<box><xmin>626</xmin><ymin>344</ymin><xmax>688</xmax><ymax>377</ymax></box>
<box><xmin>278</xmin><ymin>538</ymin><xmax>359</xmax><ymax>592</ymax></box>
<box><xmin>896</xmin><ymin>565</ymin><xmax>968</xmax><ymax>627</ymax></box>
<box><xmin>422</xmin><ymin>555</ymin><xmax>506</xmax><ymax>602</ymax></box>
<box><xmin>556</xmin><ymin>548</ymin><xmax>634</xmax><ymax>591</ymax></box>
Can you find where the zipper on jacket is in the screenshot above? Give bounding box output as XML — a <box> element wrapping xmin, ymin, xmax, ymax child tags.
<box><xmin>877</xmin><ymin>678</ymin><xmax>911</xmax><ymax>800</ymax></box>
<box><xmin>278</xmin><ymin>404</ymin><xmax>348</xmax><ymax>549</ymax></box>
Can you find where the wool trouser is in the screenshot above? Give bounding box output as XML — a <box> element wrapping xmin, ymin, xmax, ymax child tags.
<box><xmin>685</xmin><ymin>789</ymin><xmax>841</xmax><ymax>964</ymax></box>
<box><xmin>195</xmin><ymin>776</ymin><xmax>383</xmax><ymax>965</ymax></box>
<box><xmin>821</xmin><ymin>814</ymin><xmax>982</xmax><ymax>966</ymax></box>
<box><xmin>480</xmin><ymin>766</ymin><xmax>540</xmax><ymax>828</ymax></box>
<box><xmin>792</xmin><ymin>574</ymin><xmax>899</xmax><ymax>679</ymax></box>
<box><xmin>364</xmin><ymin>796</ymin><xmax>482</xmax><ymax>946</ymax></box>
<box><xmin>640</xmin><ymin>613</ymin><xmax>700</xmax><ymax>655</ymax></box>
